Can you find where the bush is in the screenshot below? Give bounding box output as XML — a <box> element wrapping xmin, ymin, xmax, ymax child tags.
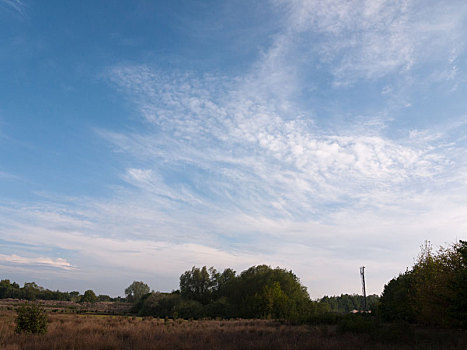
<box><xmin>337</xmin><ymin>314</ymin><xmax>378</xmax><ymax>335</ymax></box>
<box><xmin>174</xmin><ymin>300</ymin><xmax>204</xmax><ymax>319</ymax></box>
<box><xmin>377</xmin><ymin>321</ymin><xmax>414</xmax><ymax>345</ymax></box>
<box><xmin>15</xmin><ymin>303</ymin><xmax>48</xmax><ymax>334</ymax></box>
<box><xmin>307</xmin><ymin>311</ymin><xmax>344</xmax><ymax>325</ymax></box>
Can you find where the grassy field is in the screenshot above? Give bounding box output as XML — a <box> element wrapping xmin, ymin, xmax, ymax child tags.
<box><xmin>0</xmin><ymin>301</ymin><xmax>466</xmax><ymax>349</ymax></box>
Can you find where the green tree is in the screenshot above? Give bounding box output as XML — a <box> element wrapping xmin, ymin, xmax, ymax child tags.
<box><xmin>137</xmin><ymin>292</ymin><xmax>182</xmax><ymax>317</ymax></box>
<box><xmin>261</xmin><ymin>281</ymin><xmax>290</xmax><ymax>318</ymax></box>
<box><xmin>380</xmin><ymin>240</ymin><xmax>467</xmax><ymax>327</ymax></box>
<box><xmin>231</xmin><ymin>265</ymin><xmax>310</xmax><ymax>319</ymax></box>
<box><xmin>97</xmin><ymin>294</ymin><xmax>112</xmax><ymax>302</ymax></box>
<box><xmin>22</xmin><ymin>282</ymin><xmax>42</xmax><ymax>300</ymax></box>
<box><xmin>380</xmin><ymin>272</ymin><xmax>416</xmax><ymax>322</ymax></box>
<box><xmin>319</xmin><ymin>294</ymin><xmax>380</xmax><ymax>313</ymax></box>
<box><xmin>213</xmin><ymin>268</ymin><xmax>236</xmax><ymax>299</ymax></box>
<box><xmin>69</xmin><ymin>291</ymin><xmax>80</xmax><ymax>302</ymax></box>
<box><xmin>80</xmin><ymin>289</ymin><xmax>97</xmax><ymax>303</ymax></box>
<box><xmin>125</xmin><ymin>281</ymin><xmax>150</xmax><ymax>303</ymax></box>
<box><xmin>448</xmin><ymin>240</ymin><xmax>467</xmax><ymax>328</ymax></box>
<box><xmin>180</xmin><ymin>266</ymin><xmax>218</xmax><ymax>304</ymax></box>
<box><xmin>0</xmin><ymin>279</ymin><xmax>19</xmax><ymax>299</ymax></box>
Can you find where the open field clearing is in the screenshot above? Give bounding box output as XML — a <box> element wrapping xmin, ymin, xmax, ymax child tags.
<box><xmin>0</xmin><ymin>309</ymin><xmax>465</xmax><ymax>350</ymax></box>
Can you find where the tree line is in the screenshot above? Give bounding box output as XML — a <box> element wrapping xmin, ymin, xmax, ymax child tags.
<box><xmin>380</xmin><ymin>240</ymin><xmax>466</xmax><ymax>328</ymax></box>
<box><xmin>0</xmin><ymin>280</ymin><xmax>123</xmax><ymax>303</ymax></box>
<box><xmin>318</xmin><ymin>294</ymin><xmax>379</xmax><ymax>313</ymax></box>
<box><xmin>2</xmin><ymin>239</ymin><xmax>465</xmax><ymax>329</ymax></box>
<box><xmin>128</xmin><ymin>267</ymin><xmax>381</xmax><ymax>321</ymax></box>
<box><xmin>133</xmin><ymin>265</ymin><xmax>313</xmax><ymax>321</ymax></box>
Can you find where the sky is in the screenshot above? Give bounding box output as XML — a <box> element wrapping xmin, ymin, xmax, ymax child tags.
<box><xmin>0</xmin><ymin>0</ymin><xmax>466</xmax><ymax>299</ymax></box>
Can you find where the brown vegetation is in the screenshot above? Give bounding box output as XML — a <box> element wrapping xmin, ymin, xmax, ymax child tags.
<box><xmin>0</xmin><ymin>310</ymin><xmax>363</xmax><ymax>349</ymax></box>
<box><xmin>1</xmin><ymin>298</ymin><xmax>466</xmax><ymax>350</ymax></box>
<box><xmin>0</xmin><ymin>298</ymin><xmax>131</xmax><ymax>315</ymax></box>
<box><xmin>0</xmin><ymin>309</ymin><xmax>465</xmax><ymax>350</ymax></box>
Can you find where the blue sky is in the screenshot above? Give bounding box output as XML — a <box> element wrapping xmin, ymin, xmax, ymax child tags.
<box><xmin>1</xmin><ymin>0</ymin><xmax>466</xmax><ymax>298</ymax></box>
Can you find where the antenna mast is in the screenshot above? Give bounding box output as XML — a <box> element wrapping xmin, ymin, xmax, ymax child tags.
<box><xmin>360</xmin><ymin>266</ymin><xmax>367</xmax><ymax>312</ymax></box>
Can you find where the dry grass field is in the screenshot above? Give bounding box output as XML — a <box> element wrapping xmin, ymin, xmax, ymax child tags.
<box><xmin>0</xmin><ymin>302</ymin><xmax>465</xmax><ymax>350</ymax></box>
<box><xmin>0</xmin><ymin>310</ymin><xmax>381</xmax><ymax>350</ymax></box>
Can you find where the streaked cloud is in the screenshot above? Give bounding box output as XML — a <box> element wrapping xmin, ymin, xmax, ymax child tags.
<box><xmin>0</xmin><ymin>253</ymin><xmax>75</xmax><ymax>271</ymax></box>
<box><xmin>273</xmin><ymin>0</ymin><xmax>467</xmax><ymax>84</ymax></box>
<box><xmin>1</xmin><ymin>0</ymin><xmax>466</xmax><ymax>297</ymax></box>
<box><xmin>1</xmin><ymin>0</ymin><xmax>25</xmax><ymax>15</ymax></box>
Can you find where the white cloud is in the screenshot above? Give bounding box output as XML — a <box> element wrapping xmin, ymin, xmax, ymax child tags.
<box><xmin>271</xmin><ymin>0</ymin><xmax>467</xmax><ymax>84</ymax></box>
<box><xmin>90</xmin><ymin>0</ymin><xmax>467</xmax><ymax>295</ymax></box>
<box><xmin>0</xmin><ymin>253</ymin><xmax>75</xmax><ymax>271</ymax></box>
<box><xmin>104</xmin><ymin>63</ymin><xmax>457</xmax><ymax>220</ymax></box>
<box><xmin>1</xmin><ymin>0</ymin><xmax>466</xmax><ymax>298</ymax></box>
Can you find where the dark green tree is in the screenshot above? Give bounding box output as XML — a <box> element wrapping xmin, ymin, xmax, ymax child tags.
<box><xmin>380</xmin><ymin>272</ymin><xmax>416</xmax><ymax>322</ymax></box>
<box><xmin>381</xmin><ymin>240</ymin><xmax>467</xmax><ymax>327</ymax></box>
<box><xmin>80</xmin><ymin>289</ymin><xmax>97</xmax><ymax>303</ymax></box>
<box><xmin>180</xmin><ymin>266</ymin><xmax>218</xmax><ymax>304</ymax></box>
<box><xmin>125</xmin><ymin>281</ymin><xmax>150</xmax><ymax>303</ymax></box>
<box><xmin>69</xmin><ymin>291</ymin><xmax>80</xmax><ymax>302</ymax></box>
<box><xmin>230</xmin><ymin>265</ymin><xmax>310</xmax><ymax>319</ymax></box>
<box><xmin>97</xmin><ymin>294</ymin><xmax>112</xmax><ymax>302</ymax></box>
<box><xmin>22</xmin><ymin>282</ymin><xmax>42</xmax><ymax>300</ymax></box>
<box><xmin>137</xmin><ymin>292</ymin><xmax>182</xmax><ymax>317</ymax></box>
<box><xmin>448</xmin><ymin>240</ymin><xmax>467</xmax><ymax>328</ymax></box>
<box><xmin>0</xmin><ymin>279</ymin><xmax>19</xmax><ymax>299</ymax></box>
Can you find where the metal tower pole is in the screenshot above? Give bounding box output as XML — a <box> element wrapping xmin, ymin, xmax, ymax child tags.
<box><xmin>360</xmin><ymin>266</ymin><xmax>367</xmax><ymax>312</ymax></box>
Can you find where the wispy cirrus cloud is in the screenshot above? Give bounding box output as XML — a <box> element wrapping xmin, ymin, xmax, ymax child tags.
<box><xmin>273</xmin><ymin>0</ymin><xmax>467</xmax><ymax>84</ymax></box>
<box><xmin>0</xmin><ymin>171</ymin><xmax>21</xmax><ymax>181</ymax></box>
<box><xmin>92</xmin><ymin>0</ymin><xmax>467</xmax><ymax>296</ymax></box>
<box><xmin>1</xmin><ymin>0</ymin><xmax>25</xmax><ymax>16</ymax></box>
<box><xmin>104</xmin><ymin>62</ymin><xmax>459</xmax><ymax>220</ymax></box>
<box><xmin>1</xmin><ymin>0</ymin><xmax>466</xmax><ymax>297</ymax></box>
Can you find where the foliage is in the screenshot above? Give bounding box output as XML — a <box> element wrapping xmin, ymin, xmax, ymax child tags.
<box><xmin>179</xmin><ymin>266</ymin><xmax>229</xmax><ymax>304</ymax></box>
<box><xmin>97</xmin><ymin>294</ymin><xmax>112</xmax><ymax>302</ymax></box>
<box><xmin>80</xmin><ymin>289</ymin><xmax>97</xmax><ymax>303</ymax></box>
<box><xmin>448</xmin><ymin>240</ymin><xmax>467</xmax><ymax>328</ymax></box>
<box><xmin>337</xmin><ymin>314</ymin><xmax>378</xmax><ymax>335</ymax></box>
<box><xmin>125</xmin><ymin>281</ymin><xmax>150</xmax><ymax>303</ymax></box>
<box><xmin>0</xmin><ymin>280</ymin><xmax>70</xmax><ymax>301</ymax></box>
<box><xmin>15</xmin><ymin>302</ymin><xmax>48</xmax><ymax>334</ymax></box>
<box><xmin>229</xmin><ymin>265</ymin><xmax>311</xmax><ymax>320</ymax></box>
<box><xmin>379</xmin><ymin>272</ymin><xmax>416</xmax><ymax>322</ymax></box>
<box><xmin>0</xmin><ymin>280</ymin><xmax>123</xmax><ymax>303</ymax></box>
<box><xmin>8</xmin><ymin>313</ymin><xmax>463</xmax><ymax>349</ymax></box>
<box><xmin>137</xmin><ymin>292</ymin><xmax>181</xmax><ymax>317</ymax></box>
<box><xmin>380</xmin><ymin>240</ymin><xmax>467</xmax><ymax>328</ymax></box>
<box><xmin>319</xmin><ymin>294</ymin><xmax>379</xmax><ymax>313</ymax></box>
<box><xmin>137</xmin><ymin>264</ymin><xmax>312</xmax><ymax>321</ymax></box>
<box><xmin>174</xmin><ymin>299</ymin><xmax>204</xmax><ymax>319</ymax></box>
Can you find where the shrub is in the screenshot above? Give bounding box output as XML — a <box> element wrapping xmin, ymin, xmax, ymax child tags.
<box><xmin>377</xmin><ymin>321</ymin><xmax>414</xmax><ymax>345</ymax></box>
<box><xmin>307</xmin><ymin>311</ymin><xmax>343</xmax><ymax>325</ymax></box>
<box><xmin>174</xmin><ymin>299</ymin><xmax>204</xmax><ymax>319</ymax></box>
<box><xmin>15</xmin><ymin>303</ymin><xmax>48</xmax><ymax>334</ymax></box>
<box><xmin>337</xmin><ymin>314</ymin><xmax>378</xmax><ymax>335</ymax></box>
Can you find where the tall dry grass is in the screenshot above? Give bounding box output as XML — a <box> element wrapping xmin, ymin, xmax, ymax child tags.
<box><xmin>1</xmin><ymin>309</ymin><xmax>465</xmax><ymax>349</ymax></box>
<box><xmin>0</xmin><ymin>310</ymin><xmax>397</xmax><ymax>350</ymax></box>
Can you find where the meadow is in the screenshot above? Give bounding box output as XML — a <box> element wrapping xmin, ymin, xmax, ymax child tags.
<box><xmin>1</xmin><ymin>303</ymin><xmax>466</xmax><ymax>350</ymax></box>
<box><xmin>0</xmin><ymin>309</ymin><xmax>392</xmax><ymax>350</ymax></box>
